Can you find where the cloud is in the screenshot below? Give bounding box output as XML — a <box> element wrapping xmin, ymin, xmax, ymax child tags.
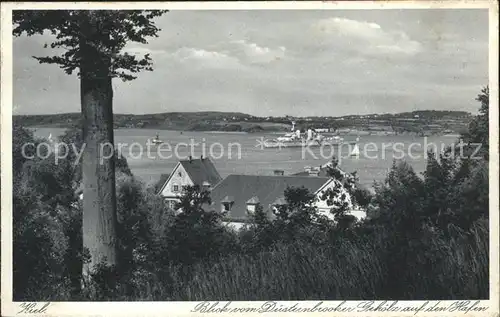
<box><xmin>169</xmin><ymin>40</ymin><xmax>286</xmax><ymax>70</ymax></box>
<box><xmin>12</xmin><ymin>10</ymin><xmax>487</xmax><ymax>117</ymax></box>
<box><xmin>312</xmin><ymin>17</ymin><xmax>422</xmax><ymax>55</ymax></box>
<box><xmin>172</xmin><ymin>47</ymin><xmax>241</xmax><ymax>69</ymax></box>
<box><xmin>124</xmin><ymin>45</ymin><xmax>167</xmax><ymax>56</ymax></box>
<box><xmin>231</xmin><ymin>40</ymin><xmax>286</xmax><ymax>64</ymax></box>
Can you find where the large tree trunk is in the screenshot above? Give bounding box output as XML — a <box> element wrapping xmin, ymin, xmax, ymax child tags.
<box><xmin>79</xmin><ymin>19</ymin><xmax>118</xmax><ymax>275</ymax></box>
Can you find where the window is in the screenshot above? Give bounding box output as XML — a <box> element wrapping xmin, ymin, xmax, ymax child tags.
<box><xmin>165</xmin><ymin>199</ymin><xmax>178</xmax><ymax>210</ymax></box>
<box><xmin>246</xmin><ymin>204</ymin><xmax>256</xmax><ymax>213</ymax></box>
<box><xmin>170</xmin><ymin>200</ymin><xmax>177</xmax><ymax>209</ymax></box>
<box><xmin>178</xmin><ymin>172</ymin><xmax>182</xmax><ymax>177</ymax></box>
<box><xmin>221</xmin><ymin>196</ymin><xmax>234</xmax><ymax>212</ymax></box>
<box><xmin>172</xmin><ymin>185</ymin><xmax>179</xmax><ymax>192</ymax></box>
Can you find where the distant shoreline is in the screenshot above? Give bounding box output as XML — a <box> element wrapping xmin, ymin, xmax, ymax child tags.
<box><xmin>16</xmin><ymin>109</ymin><xmax>471</xmax><ymax>137</ymax></box>
<box><xmin>202</xmin><ymin>131</ymin><xmax>249</xmax><ymax>134</ymax></box>
<box><xmin>29</xmin><ymin>125</ymin><xmax>461</xmax><ymax>138</ymax></box>
<box><xmin>28</xmin><ymin>126</ymin><xmax>254</xmax><ymax>134</ymax></box>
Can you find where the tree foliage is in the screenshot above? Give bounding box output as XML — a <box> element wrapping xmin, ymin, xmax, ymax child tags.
<box><xmin>13</xmin><ymin>10</ymin><xmax>168</xmax><ymax>81</ymax></box>
<box><xmin>461</xmin><ymin>86</ymin><xmax>489</xmax><ymax>159</ymax></box>
<box><xmin>321</xmin><ymin>157</ymin><xmax>372</xmax><ymax>228</ymax></box>
<box><xmin>13</xmin><ymin>9</ymin><xmax>169</xmax><ymax>274</ymax></box>
<box><xmin>156</xmin><ymin>185</ymin><xmax>237</xmax><ymax>267</ymax></box>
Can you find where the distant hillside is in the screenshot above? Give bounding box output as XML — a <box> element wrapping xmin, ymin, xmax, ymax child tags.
<box><xmin>14</xmin><ymin>111</ymin><xmax>258</xmax><ymax>131</ymax></box>
<box><xmin>13</xmin><ymin>109</ymin><xmax>473</xmax><ymax>135</ymax></box>
<box><xmin>361</xmin><ymin>110</ymin><xmax>471</xmax><ymax>120</ymax></box>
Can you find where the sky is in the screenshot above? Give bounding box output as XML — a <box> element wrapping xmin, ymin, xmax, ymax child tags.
<box><xmin>13</xmin><ymin>9</ymin><xmax>489</xmax><ymax>117</ymax></box>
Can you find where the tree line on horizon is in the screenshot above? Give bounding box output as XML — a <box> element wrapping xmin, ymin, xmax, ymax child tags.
<box><xmin>13</xmin><ymin>109</ymin><xmax>473</xmax><ymax>126</ymax></box>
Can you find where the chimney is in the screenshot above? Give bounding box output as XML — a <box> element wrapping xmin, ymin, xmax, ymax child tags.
<box><xmin>273</xmin><ymin>170</ymin><xmax>284</xmax><ymax>176</ymax></box>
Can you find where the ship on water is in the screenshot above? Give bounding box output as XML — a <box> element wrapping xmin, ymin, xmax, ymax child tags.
<box><xmin>149</xmin><ymin>133</ymin><xmax>164</xmax><ymax>145</ymax></box>
<box><xmin>263</xmin><ymin>124</ymin><xmax>357</xmax><ymax>149</ymax></box>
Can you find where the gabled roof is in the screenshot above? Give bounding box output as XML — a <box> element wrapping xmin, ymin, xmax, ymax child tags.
<box><xmin>155</xmin><ymin>173</ymin><xmax>170</xmax><ymax>192</ymax></box>
<box><xmin>179</xmin><ymin>157</ymin><xmax>222</xmax><ymax>187</ymax></box>
<box><xmin>221</xmin><ymin>195</ymin><xmax>235</xmax><ymax>203</ymax></box>
<box><xmin>246</xmin><ymin>196</ymin><xmax>260</xmax><ymax>204</ymax></box>
<box><xmin>158</xmin><ymin>157</ymin><xmax>222</xmax><ymax>194</ymax></box>
<box><xmin>209</xmin><ymin>175</ymin><xmax>331</xmax><ymax>221</ymax></box>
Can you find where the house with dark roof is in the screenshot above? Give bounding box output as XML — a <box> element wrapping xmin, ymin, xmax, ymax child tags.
<box><xmin>208</xmin><ymin>174</ymin><xmax>364</xmax><ymax>230</ymax></box>
<box><xmin>291</xmin><ymin>166</ymin><xmax>329</xmax><ymax>177</ymax></box>
<box><xmin>158</xmin><ymin>156</ymin><xmax>222</xmax><ymax>209</ymax></box>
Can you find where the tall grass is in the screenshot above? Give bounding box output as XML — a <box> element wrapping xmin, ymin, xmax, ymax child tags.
<box><xmin>117</xmin><ymin>218</ymin><xmax>488</xmax><ymax>301</ymax></box>
<box><xmin>432</xmin><ymin>218</ymin><xmax>489</xmax><ymax>299</ymax></box>
<box><xmin>14</xmin><ymin>217</ymin><xmax>489</xmax><ymax>301</ymax></box>
<box><xmin>178</xmin><ymin>225</ymin><xmax>486</xmax><ymax>301</ymax></box>
<box><xmin>181</xmin><ymin>240</ymin><xmax>385</xmax><ymax>301</ymax></box>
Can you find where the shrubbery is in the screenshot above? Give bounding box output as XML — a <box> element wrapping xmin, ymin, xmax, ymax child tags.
<box><xmin>12</xmin><ymin>88</ymin><xmax>490</xmax><ymax>301</ymax></box>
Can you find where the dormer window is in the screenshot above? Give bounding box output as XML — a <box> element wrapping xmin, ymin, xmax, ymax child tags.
<box><xmin>246</xmin><ymin>196</ymin><xmax>260</xmax><ymax>213</ymax></box>
<box><xmin>221</xmin><ymin>195</ymin><xmax>234</xmax><ymax>212</ymax></box>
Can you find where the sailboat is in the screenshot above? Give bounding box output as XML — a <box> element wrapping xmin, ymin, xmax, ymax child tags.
<box><xmin>48</xmin><ymin>133</ymin><xmax>61</xmax><ymax>155</ymax></box>
<box><xmin>350</xmin><ymin>137</ymin><xmax>360</xmax><ymax>157</ymax></box>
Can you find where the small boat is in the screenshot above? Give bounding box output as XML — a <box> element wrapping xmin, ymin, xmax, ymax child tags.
<box><xmin>349</xmin><ymin>137</ymin><xmax>361</xmax><ymax>157</ymax></box>
<box><xmin>150</xmin><ymin>133</ymin><xmax>164</xmax><ymax>145</ymax></box>
<box><xmin>350</xmin><ymin>143</ymin><xmax>360</xmax><ymax>157</ymax></box>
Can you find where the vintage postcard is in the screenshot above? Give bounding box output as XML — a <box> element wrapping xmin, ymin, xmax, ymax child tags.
<box><xmin>1</xmin><ymin>1</ymin><xmax>499</xmax><ymax>316</ymax></box>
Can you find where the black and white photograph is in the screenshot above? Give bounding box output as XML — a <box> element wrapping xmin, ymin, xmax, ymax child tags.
<box><xmin>1</xmin><ymin>1</ymin><xmax>498</xmax><ymax>315</ymax></box>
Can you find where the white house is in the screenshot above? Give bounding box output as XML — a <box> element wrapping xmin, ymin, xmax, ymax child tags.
<box><xmin>208</xmin><ymin>173</ymin><xmax>366</xmax><ymax>230</ymax></box>
<box><xmin>157</xmin><ymin>156</ymin><xmax>222</xmax><ymax>209</ymax></box>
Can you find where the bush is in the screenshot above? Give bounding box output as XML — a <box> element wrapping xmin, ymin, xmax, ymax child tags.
<box><xmin>13</xmin><ymin>189</ymin><xmax>72</xmax><ymax>300</ymax></box>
